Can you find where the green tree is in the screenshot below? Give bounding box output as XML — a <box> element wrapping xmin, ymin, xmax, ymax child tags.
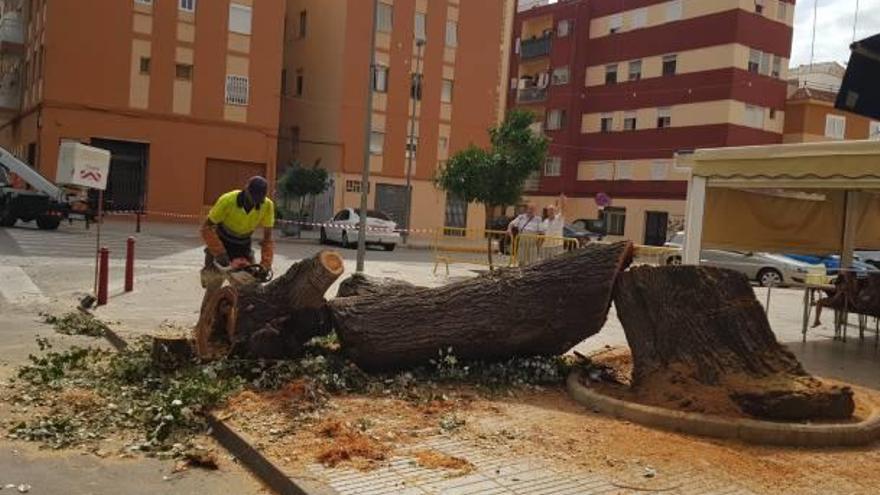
<box><xmin>278</xmin><ymin>161</ymin><xmax>329</xmax><ymax>224</ymax></box>
<box><xmin>435</xmin><ymin>109</ymin><xmax>549</xmax><ymax>266</ymax></box>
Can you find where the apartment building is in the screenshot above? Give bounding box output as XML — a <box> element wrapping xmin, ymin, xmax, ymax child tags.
<box><xmin>784</xmin><ymin>87</ymin><xmax>880</xmax><ymax>143</ymax></box>
<box><xmin>278</xmin><ymin>0</ymin><xmax>515</xmax><ymax>231</ymax></box>
<box><xmin>508</xmin><ymin>0</ymin><xmax>794</xmax><ymax>245</ymax></box>
<box><xmin>0</xmin><ymin>0</ymin><xmax>284</xmax><ymax>217</ymax></box>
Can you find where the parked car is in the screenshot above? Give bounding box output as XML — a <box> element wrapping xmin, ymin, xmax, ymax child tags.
<box><xmin>856</xmin><ymin>251</ymin><xmax>880</xmax><ymax>270</ymax></box>
<box><xmin>664</xmin><ymin>232</ymin><xmax>826</xmax><ymax>287</ymax></box>
<box><xmin>783</xmin><ymin>254</ymin><xmax>879</xmax><ymax>277</ymax></box>
<box><xmin>320</xmin><ymin>208</ymin><xmax>400</xmax><ymax>251</ymax></box>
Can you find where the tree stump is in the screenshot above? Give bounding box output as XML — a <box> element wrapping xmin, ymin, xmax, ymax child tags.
<box><xmin>194</xmin><ymin>250</ymin><xmax>345</xmax><ymax>359</ymax></box>
<box><xmin>613</xmin><ymin>265</ymin><xmax>855</xmax><ymax>421</ymax></box>
<box><xmin>329</xmin><ymin>242</ymin><xmax>633</xmax><ymax>371</ymax></box>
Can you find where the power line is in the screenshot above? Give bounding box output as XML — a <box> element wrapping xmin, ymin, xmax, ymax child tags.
<box><xmin>853</xmin><ymin>0</ymin><xmax>860</xmax><ymax>43</ymax></box>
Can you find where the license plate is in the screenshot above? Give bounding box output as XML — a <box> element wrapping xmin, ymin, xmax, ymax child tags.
<box><xmin>68</xmin><ymin>213</ymin><xmax>86</xmax><ymax>220</ymax></box>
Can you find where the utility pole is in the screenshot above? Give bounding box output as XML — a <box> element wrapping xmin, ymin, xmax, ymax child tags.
<box><xmin>356</xmin><ymin>0</ymin><xmax>379</xmax><ymax>272</ymax></box>
<box><xmin>402</xmin><ymin>38</ymin><xmax>425</xmax><ymax>245</ymax></box>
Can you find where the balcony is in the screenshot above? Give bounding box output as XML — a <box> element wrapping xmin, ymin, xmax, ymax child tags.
<box><xmin>0</xmin><ymin>70</ymin><xmax>21</xmax><ymax>123</ymax></box>
<box><xmin>0</xmin><ymin>12</ymin><xmax>23</xmax><ymax>57</ymax></box>
<box><xmin>520</xmin><ymin>35</ymin><xmax>551</xmax><ymax>60</ymax></box>
<box><xmin>517</xmin><ymin>86</ymin><xmax>547</xmax><ymax>103</ymax></box>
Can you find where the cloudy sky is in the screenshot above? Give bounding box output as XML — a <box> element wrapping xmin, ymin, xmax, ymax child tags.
<box><xmin>791</xmin><ymin>0</ymin><xmax>880</xmax><ymax>67</ymax></box>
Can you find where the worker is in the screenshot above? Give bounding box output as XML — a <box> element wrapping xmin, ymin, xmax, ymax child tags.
<box><xmin>200</xmin><ymin>176</ymin><xmax>275</xmax><ymax>292</ymax></box>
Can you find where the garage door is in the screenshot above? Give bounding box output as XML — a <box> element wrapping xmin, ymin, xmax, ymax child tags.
<box><xmin>375</xmin><ymin>183</ymin><xmax>409</xmax><ymax>230</ymax></box>
<box><xmin>203</xmin><ymin>159</ymin><xmax>266</xmax><ymax>206</ymax></box>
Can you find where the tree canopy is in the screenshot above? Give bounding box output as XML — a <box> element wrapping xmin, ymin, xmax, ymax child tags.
<box><xmin>436</xmin><ymin>109</ymin><xmax>548</xmax><ymax>209</ymax></box>
<box><xmin>279</xmin><ymin>161</ymin><xmax>329</xmax><ymax>200</ymax></box>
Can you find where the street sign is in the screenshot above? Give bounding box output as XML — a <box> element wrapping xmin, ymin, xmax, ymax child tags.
<box><xmin>595</xmin><ymin>192</ymin><xmax>611</xmax><ymax>207</ymax></box>
<box><xmin>56</xmin><ymin>142</ymin><xmax>111</xmax><ymax>191</ymax></box>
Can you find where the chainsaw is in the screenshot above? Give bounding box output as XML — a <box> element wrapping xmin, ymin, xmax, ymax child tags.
<box><xmin>215</xmin><ymin>257</ymin><xmax>273</xmax><ymax>287</ymax></box>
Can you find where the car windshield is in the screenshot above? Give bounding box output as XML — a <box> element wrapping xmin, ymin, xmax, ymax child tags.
<box><xmin>354</xmin><ymin>209</ymin><xmax>391</xmax><ymax>221</ymax></box>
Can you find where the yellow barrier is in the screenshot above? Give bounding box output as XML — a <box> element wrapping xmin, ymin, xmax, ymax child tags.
<box><xmin>433</xmin><ymin>227</ymin><xmax>512</xmax><ymax>274</ymax></box>
<box><xmin>511</xmin><ymin>233</ymin><xmax>580</xmax><ymax>267</ymax></box>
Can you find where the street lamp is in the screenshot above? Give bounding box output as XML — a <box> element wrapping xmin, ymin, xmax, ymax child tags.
<box><xmin>356</xmin><ymin>0</ymin><xmax>379</xmax><ymax>272</ymax></box>
<box><xmin>402</xmin><ymin>38</ymin><xmax>426</xmax><ymax>245</ymax></box>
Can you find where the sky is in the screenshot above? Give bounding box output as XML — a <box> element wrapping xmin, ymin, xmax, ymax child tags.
<box><xmin>790</xmin><ymin>0</ymin><xmax>880</xmax><ymax>67</ymax></box>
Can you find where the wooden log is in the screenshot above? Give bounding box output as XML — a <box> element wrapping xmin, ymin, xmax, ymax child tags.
<box><xmin>613</xmin><ymin>265</ymin><xmax>855</xmax><ymax>421</ymax></box>
<box><xmin>328</xmin><ymin>242</ymin><xmax>633</xmax><ymax>371</ymax></box>
<box><xmin>194</xmin><ymin>250</ymin><xmax>344</xmax><ymax>359</ymax></box>
<box><xmin>336</xmin><ymin>273</ymin><xmax>422</xmax><ymax>298</ymax></box>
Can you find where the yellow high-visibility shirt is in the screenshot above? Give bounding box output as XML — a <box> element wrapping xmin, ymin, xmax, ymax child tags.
<box><xmin>207</xmin><ymin>190</ymin><xmax>275</xmax><ymax>237</ymax></box>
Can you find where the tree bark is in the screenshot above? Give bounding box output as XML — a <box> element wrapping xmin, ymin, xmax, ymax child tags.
<box><xmin>329</xmin><ymin>242</ymin><xmax>633</xmax><ymax>371</ymax></box>
<box><xmin>194</xmin><ymin>250</ymin><xmax>345</xmax><ymax>359</ymax></box>
<box><xmin>613</xmin><ymin>265</ymin><xmax>854</xmax><ymax>421</ymax></box>
<box><xmin>337</xmin><ymin>273</ymin><xmax>422</xmax><ymax>298</ymax></box>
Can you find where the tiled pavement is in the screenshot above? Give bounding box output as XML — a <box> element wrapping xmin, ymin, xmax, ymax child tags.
<box><xmin>307</xmin><ymin>437</ymin><xmax>756</xmax><ymax>495</ymax></box>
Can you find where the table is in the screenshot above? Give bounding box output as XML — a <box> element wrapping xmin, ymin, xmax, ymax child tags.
<box><xmin>798</xmin><ymin>282</ymin><xmax>835</xmax><ymax>342</ymax></box>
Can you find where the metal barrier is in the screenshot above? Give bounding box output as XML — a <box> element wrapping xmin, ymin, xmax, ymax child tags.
<box><xmin>432</xmin><ymin>228</ymin><xmax>512</xmax><ymax>274</ymax></box>
<box><xmin>510</xmin><ymin>233</ymin><xmax>579</xmax><ymax>267</ymax></box>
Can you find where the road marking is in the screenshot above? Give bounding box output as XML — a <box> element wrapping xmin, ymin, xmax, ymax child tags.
<box><xmin>0</xmin><ymin>266</ymin><xmax>47</xmax><ymax>304</ymax></box>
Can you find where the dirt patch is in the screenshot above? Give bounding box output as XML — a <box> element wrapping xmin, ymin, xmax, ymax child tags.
<box><xmin>55</xmin><ymin>388</ymin><xmax>103</xmax><ymax>413</ymax></box>
<box><xmin>413</xmin><ymin>450</ymin><xmax>474</xmax><ymax>474</ymax></box>
<box><xmin>584</xmin><ymin>348</ymin><xmax>869</xmax><ymax>421</ymax></box>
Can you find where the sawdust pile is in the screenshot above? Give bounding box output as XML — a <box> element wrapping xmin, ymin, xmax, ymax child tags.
<box><xmin>315</xmin><ymin>419</ymin><xmax>389</xmax><ymax>468</ymax></box>
<box><xmin>413</xmin><ymin>450</ymin><xmax>474</xmax><ymax>474</ymax></box>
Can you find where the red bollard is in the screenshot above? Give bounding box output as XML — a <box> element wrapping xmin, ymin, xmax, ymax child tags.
<box><xmin>97</xmin><ymin>247</ymin><xmax>109</xmax><ymax>306</ymax></box>
<box><xmin>125</xmin><ymin>237</ymin><xmax>135</xmax><ymax>293</ymax></box>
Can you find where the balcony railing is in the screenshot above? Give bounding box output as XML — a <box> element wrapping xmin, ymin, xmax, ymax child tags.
<box><xmin>517</xmin><ymin>86</ymin><xmax>547</xmax><ymax>103</ymax></box>
<box><xmin>0</xmin><ymin>12</ymin><xmax>24</xmax><ymax>56</ymax></box>
<box><xmin>520</xmin><ymin>35</ymin><xmax>551</xmax><ymax>59</ymax></box>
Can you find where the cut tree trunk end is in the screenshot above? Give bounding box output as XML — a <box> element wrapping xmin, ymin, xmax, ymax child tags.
<box><xmin>613</xmin><ymin>265</ymin><xmax>854</xmax><ymax>421</ymax></box>
<box><xmin>194</xmin><ymin>250</ymin><xmax>344</xmax><ymax>360</ymax></box>
<box><xmin>330</xmin><ymin>242</ymin><xmax>634</xmax><ymax>371</ymax></box>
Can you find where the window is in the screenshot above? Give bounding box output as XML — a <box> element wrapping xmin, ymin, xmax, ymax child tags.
<box><xmin>662</xmin><ymin>54</ymin><xmax>677</xmax><ymax>76</ymax></box>
<box><xmin>414</xmin><ymin>12</ymin><xmax>426</xmax><ymax>41</ymax></box>
<box><xmin>441</xmin><ymin>79</ymin><xmax>454</xmax><ymax>103</ymax></box>
<box><xmin>771</xmin><ymin>56</ymin><xmax>781</xmax><ymax>78</ymax></box>
<box><xmin>439</xmin><ymin>136</ymin><xmax>449</xmax><ymax>151</ymax></box>
<box><xmin>760</xmin><ymin>51</ymin><xmax>772</xmax><ymax>76</ymax></box>
<box><xmin>744</xmin><ymin>104</ymin><xmax>765</xmax><ymax>129</ymax></box>
<box><xmin>370</xmin><ymin>131</ymin><xmax>385</xmax><ymax>154</ymax></box>
<box><xmin>594</xmin><ymin>162</ymin><xmax>614</xmax><ymax>180</ymax></box>
<box><xmin>600</xmin><ymin>113</ymin><xmax>614</xmax><ymax>132</ymax></box>
<box><xmin>666</xmin><ymin>0</ymin><xmax>682</xmax><ymax>21</ymax></box>
<box><xmin>373</xmin><ymin>65</ymin><xmax>388</xmax><ymax>92</ymax></box>
<box><xmin>445</xmin><ymin>21</ymin><xmax>458</xmax><ymax>47</ymax></box>
<box><xmin>139</xmin><ymin>57</ymin><xmax>151</xmax><ymax>74</ymax></box>
<box><xmin>225</xmin><ymin>75</ymin><xmax>249</xmax><ymax>105</ymax></box>
<box><xmin>179</xmin><ymin>0</ymin><xmax>195</xmax><ymax>13</ymax></box>
<box><xmin>777</xmin><ymin>2</ymin><xmax>787</xmax><ymax>21</ymax></box>
<box><xmin>377</xmin><ymin>3</ymin><xmax>392</xmax><ymax>32</ymax></box>
<box><xmin>651</xmin><ymin>161</ymin><xmax>669</xmax><ymax>180</ymax></box>
<box><xmin>870</xmin><ymin>121</ymin><xmax>880</xmax><ymax>140</ymax></box>
<box><xmin>444</xmin><ymin>194</ymin><xmax>468</xmax><ymax>232</ymax></box>
<box><xmin>631</xmin><ymin>8</ymin><xmax>647</xmax><ymax>29</ymax></box>
<box><xmin>544</xmin><ymin>156</ymin><xmax>561</xmax><ymax>177</ymax></box>
<box><xmin>657</xmin><ymin>107</ymin><xmax>672</xmax><ymax>128</ymax></box>
<box><xmin>616</xmin><ymin>162</ymin><xmax>633</xmax><ymax>180</ymax></box>
<box><xmin>602</xmin><ymin>207</ymin><xmax>626</xmax><ymax>236</ymax></box>
<box><xmin>769</xmin><ymin>108</ymin><xmax>777</xmax><ymax>119</ymax></box>
<box><xmin>755</xmin><ymin>0</ymin><xmax>765</xmax><ymax>15</ymax></box>
<box><xmin>825</xmin><ymin>114</ymin><xmax>846</xmax><ymax>139</ymax></box>
<box><xmin>229</xmin><ymin>3</ymin><xmax>252</xmax><ymax>35</ymax></box>
<box><xmin>557</xmin><ymin>19</ymin><xmax>571</xmax><ymax>37</ymax></box>
<box><xmin>605</xmin><ymin>64</ymin><xmax>618</xmax><ymax>84</ymax></box>
<box><xmin>546</xmin><ymin>109</ymin><xmax>566</xmax><ymax>130</ymax></box>
<box><xmin>623</xmin><ymin>112</ymin><xmax>637</xmax><ymax>131</ymax></box>
<box><xmin>405</xmin><ymin>135</ymin><xmax>418</xmax><ymax>158</ymax></box>
<box><xmin>551</xmin><ymin>66</ymin><xmax>570</xmax><ymax>85</ymax></box>
<box><xmin>298</xmin><ymin>10</ymin><xmax>307</xmax><ymax>38</ymax></box>
<box><xmin>628</xmin><ymin>60</ymin><xmax>642</xmax><ymax>81</ymax></box>
<box><xmin>608</xmin><ymin>14</ymin><xmax>622</xmax><ymax>34</ymax></box>
<box><xmin>135</xmin><ymin>0</ymin><xmax>153</xmax><ymax>4</ymax></box>
<box><xmin>175</xmin><ymin>63</ymin><xmax>193</xmax><ymax>80</ymax></box>
<box><xmin>295</xmin><ymin>69</ymin><xmax>304</xmax><ymax>96</ymax></box>
<box><xmin>290</xmin><ymin>126</ymin><xmax>300</xmax><ymax>158</ymax></box>
<box><xmin>410</xmin><ymin>75</ymin><xmax>422</xmax><ymax>100</ymax></box>
<box><xmin>748</xmin><ymin>49</ymin><xmax>761</xmax><ymax>73</ymax></box>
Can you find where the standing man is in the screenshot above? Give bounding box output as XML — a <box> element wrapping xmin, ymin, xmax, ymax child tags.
<box><xmin>200</xmin><ymin>176</ymin><xmax>275</xmax><ymax>293</ymax></box>
<box><xmin>507</xmin><ymin>202</ymin><xmax>542</xmax><ymax>266</ymax></box>
<box><xmin>541</xmin><ymin>194</ymin><xmax>566</xmax><ymax>258</ymax></box>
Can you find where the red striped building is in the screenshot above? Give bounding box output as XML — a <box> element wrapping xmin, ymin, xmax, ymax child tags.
<box><xmin>508</xmin><ymin>0</ymin><xmax>794</xmax><ymax>245</ymax></box>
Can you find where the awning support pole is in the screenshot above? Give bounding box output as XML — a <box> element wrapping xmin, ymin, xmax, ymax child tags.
<box><xmin>841</xmin><ymin>190</ymin><xmax>859</xmax><ymax>269</ymax></box>
<box><xmin>683</xmin><ymin>176</ymin><xmax>707</xmax><ymax>265</ymax></box>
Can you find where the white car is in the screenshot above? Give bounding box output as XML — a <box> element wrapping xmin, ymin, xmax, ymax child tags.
<box><xmin>320</xmin><ymin>208</ymin><xmax>400</xmax><ymax>251</ymax></box>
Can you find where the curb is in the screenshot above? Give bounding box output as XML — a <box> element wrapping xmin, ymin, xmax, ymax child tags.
<box><xmin>566</xmin><ymin>370</ymin><xmax>880</xmax><ymax>447</ymax></box>
<box><xmin>96</xmin><ymin>329</ymin><xmax>331</xmax><ymax>495</ymax></box>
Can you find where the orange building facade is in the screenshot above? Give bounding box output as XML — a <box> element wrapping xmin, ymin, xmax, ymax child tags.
<box><xmin>783</xmin><ymin>87</ymin><xmax>880</xmax><ymax>143</ymax></box>
<box><xmin>278</xmin><ymin>0</ymin><xmax>515</xmax><ymax>231</ymax></box>
<box><xmin>0</xmin><ymin>0</ymin><xmax>284</xmax><ymax>217</ymax></box>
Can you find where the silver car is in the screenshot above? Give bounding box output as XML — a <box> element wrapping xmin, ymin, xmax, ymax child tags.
<box><xmin>664</xmin><ymin>232</ymin><xmax>826</xmax><ymax>287</ymax></box>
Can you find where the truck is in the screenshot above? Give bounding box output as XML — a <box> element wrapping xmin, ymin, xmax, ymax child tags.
<box><xmin>0</xmin><ymin>145</ymin><xmax>98</xmax><ymax>230</ymax></box>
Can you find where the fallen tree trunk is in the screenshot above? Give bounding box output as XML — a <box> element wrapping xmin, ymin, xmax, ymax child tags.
<box><xmin>329</xmin><ymin>242</ymin><xmax>633</xmax><ymax>371</ymax></box>
<box><xmin>194</xmin><ymin>250</ymin><xmax>344</xmax><ymax>359</ymax></box>
<box><xmin>613</xmin><ymin>265</ymin><xmax>854</xmax><ymax>421</ymax></box>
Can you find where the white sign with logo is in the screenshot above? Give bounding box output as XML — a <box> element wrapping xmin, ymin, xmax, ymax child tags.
<box><xmin>56</xmin><ymin>141</ymin><xmax>111</xmax><ymax>190</ymax></box>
